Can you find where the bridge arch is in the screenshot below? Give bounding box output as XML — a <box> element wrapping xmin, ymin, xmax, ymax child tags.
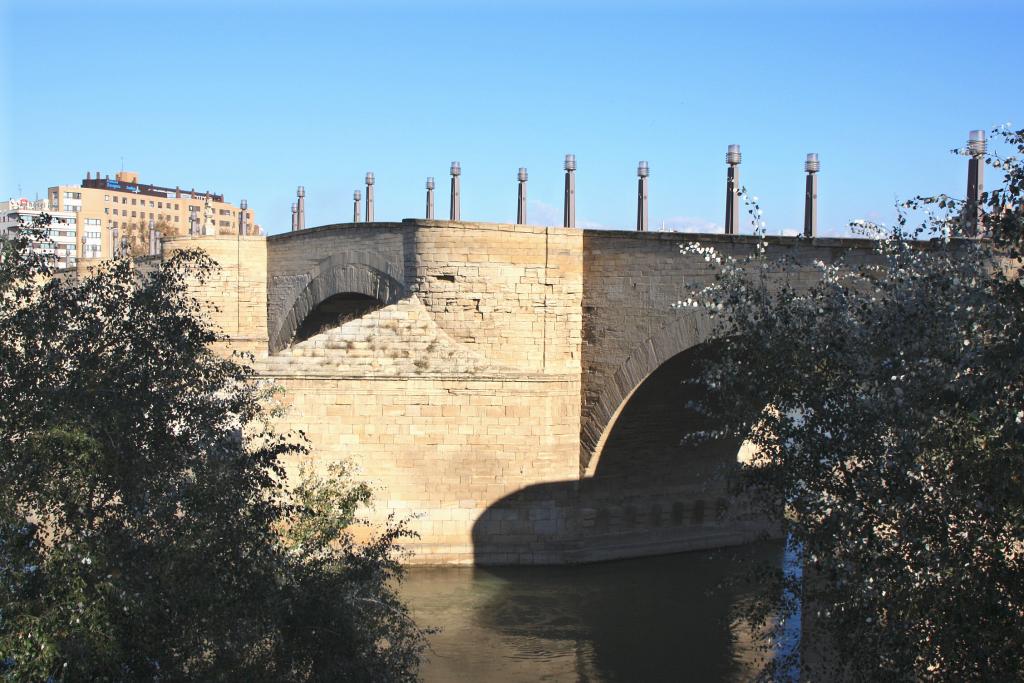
<box><xmin>269</xmin><ymin>252</ymin><xmax>406</xmax><ymax>353</ymax></box>
<box><xmin>581</xmin><ymin>310</ymin><xmax>718</xmax><ymax>477</ymax></box>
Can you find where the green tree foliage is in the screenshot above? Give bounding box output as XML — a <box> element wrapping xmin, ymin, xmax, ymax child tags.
<box><xmin>0</xmin><ymin>226</ymin><xmax>426</xmax><ymax>681</ymax></box>
<box><xmin>683</xmin><ymin>128</ymin><xmax>1024</xmax><ymax>680</ymax></box>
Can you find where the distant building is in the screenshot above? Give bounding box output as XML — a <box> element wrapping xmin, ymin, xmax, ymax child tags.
<box><xmin>1</xmin><ymin>198</ymin><xmax>83</xmax><ymax>270</ymax></box>
<box><xmin>47</xmin><ymin>171</ymin><xmax>260</xmax><ymax>259</ymax></box>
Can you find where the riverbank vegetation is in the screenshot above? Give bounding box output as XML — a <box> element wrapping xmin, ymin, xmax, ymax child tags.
<box><xmin>685</xmin><ymin>127</ymin><xmax>1024</xmax><ymax>681</ymax></box>
<box><xmin>0</xmin><ymin>231</ymin><xmax>426</xmax><ymax>681</ymax></box>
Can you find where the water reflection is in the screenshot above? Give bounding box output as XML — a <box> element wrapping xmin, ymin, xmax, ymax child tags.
<box><xmin>402</xmin><ymin>541</ymin><xmax>784</xmax><ymax>682</ymax></box>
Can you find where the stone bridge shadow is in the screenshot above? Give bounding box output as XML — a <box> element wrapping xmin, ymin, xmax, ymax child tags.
<box><xmin>450</xmin><ymin>541</ymin><xmax>782</xmax><ymax>680</ymax></box>
<box><xmin>471</xmin><ymin>342</ymin><xmax>776</xmax><ymax>565</ymax></box>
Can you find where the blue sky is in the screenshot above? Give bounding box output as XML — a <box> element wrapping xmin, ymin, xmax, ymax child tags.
<box><xmin>3</xmin><ymin>0</ymin><xmax>1021</xmax><ymax>236</ymax></box>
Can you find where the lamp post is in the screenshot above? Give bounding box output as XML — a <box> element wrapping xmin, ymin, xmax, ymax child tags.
<box><xmin>636</xmin><ymin>160</ymin><xmax>649</xmax><ymax>232</ymax></box>
<box><xmin>296</xmin><ymin>186</ymin><xmax>305</xmax><ymax>231</ymax></box>
<box><xmin>353</xmin><ymin>190</ymin><xmax>362</xmax><ymax>223</ymax></box>
<box><xmin>965</xmin><ymin>129</ymin><xmax>986</xmax><ymax>237</ymax></box>
<box><xmin>450</xmin><ymin>162</ymin><xmax>461</xmax><ymax>221</ymax></box>
<box><xmin>564</xmin><ymin>154</ymin><xmax>576</xmax><ymax>227</ymax></box>
<box><xmin>803</xmin><ymin>153</ymin><xmax>819</xmax><ymax>238</ymax></box>
<box><xmin>425</xmin><ymin>177</ymin><xmax>435</xmax><ymax>219</ymax></box>
<box><xmin>239</xmin><ymin>199</ymin><xmax>248</xmax><ymax>236</ymax></box>
<box><xmin>724</xmin><ymin>145</ymin><xmax>741</xmax><ymax>235</ymax></box>
<box><xmin>517</xmin><ymin>167</ymin><xmax>528</xmax><ymax>224</ymax></box>
<box><xmin>365</xmin><ymin>172</ymin><xmax>375</xmax><ymax>222</ymax></box>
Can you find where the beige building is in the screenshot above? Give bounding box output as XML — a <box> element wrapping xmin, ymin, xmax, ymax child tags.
<box><xmin>47</xmin><ymin>171</ymin><xmax>260</xmax><ymax>260</ymax></box>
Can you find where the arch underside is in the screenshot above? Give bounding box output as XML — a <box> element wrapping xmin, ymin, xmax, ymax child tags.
<box><xmin>581</xmin><ymin>310</ymin><xmax>716</xmax><ymax>477</ymax></box>
<box><xmin>591</xmin><ymin>342</ymin><xmax>741</xmax><ymax>486</ymax></box>
<box><xmin>565</xmin><ymin>317</ymin><xmax>767</xmax><ymax>560</ymax></box>
<box><xmin>270</xmin><ymin>253</ymin><xmax>405</xmax><ymax>353</ymax></box>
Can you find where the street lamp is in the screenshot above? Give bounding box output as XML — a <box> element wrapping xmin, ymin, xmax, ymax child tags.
<box><xmin>564</xmin><ymin>154</ymin><xmax>576</xmax><ymax>227</ymax></box>
<box><xmin>450</xmin><ymin>161</ymin><xmax>461</xmax><ymax>221</ymax></box>
<box><xmin>365</xmin><ymin>172</ymin><xmax>375</xmax><ymax>222</ymax></box>
<box><xmin>724</xmin><ymin>145</ymin><xmax>741</xmax><ymax>235</ymax></box>
<box><xmin>965</xmin><ymin>129</ymin><xmax>986</xmax><ymax>237</ymax></box>
<box><xmin>517</xmin><ymin>167</ymin><xmax>528</xmax><ymax>224</ymax></box>
<box><xmin>636</xmin><ymin>161</ymin><xmax>649</xmax><ymax>232</ymax></box>
<box><xmin>803</xmin><ymin>153</ymin><xmax>819</xmax><ymax>238</ymax></box>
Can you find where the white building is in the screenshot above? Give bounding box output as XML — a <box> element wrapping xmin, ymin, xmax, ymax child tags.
<box><xmin>1</xmin><ymin>198</ymin><xmax>84</xmax><ymax>270</ymax></box>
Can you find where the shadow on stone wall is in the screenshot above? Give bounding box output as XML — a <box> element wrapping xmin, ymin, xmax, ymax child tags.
<box><xmin>472</xmin><ymin>344</ymin><xmax>774</xmax><ymax>565</ymax></box>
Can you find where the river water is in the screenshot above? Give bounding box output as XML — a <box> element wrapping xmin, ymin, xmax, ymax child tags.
<box><xmin>401</xmin><ymin>541</ymin><xmax>790</xmax><ymax>682</ymax></box>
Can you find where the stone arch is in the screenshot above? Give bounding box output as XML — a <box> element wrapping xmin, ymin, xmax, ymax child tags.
<box><xmin>581</xmin><ymin>310</ymin><xmax>717</xmax><ymax>477</ymax></box>
<box><xmin>269</xmin><ymin>252</ymin><xmax>406</xmax><ymax>353</ymax></box>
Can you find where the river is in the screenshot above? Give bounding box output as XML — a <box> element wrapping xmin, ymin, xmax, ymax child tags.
<box><xmin>401</xmin><ymin>540</ymin><xmax>792</xmax><ymax>682</ymax></box>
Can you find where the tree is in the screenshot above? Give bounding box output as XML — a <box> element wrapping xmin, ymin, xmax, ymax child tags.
<box><xmin>0</xmin><ymin>220</ymin><xmax>427</xmax><ymax>681</ymax></box>
<box><xmin>683</xmin><ymin>127</ymin><xmax>1024</xmax><ymax>680</ymax></box>
<box><xmin>118</xmin><ymin>218</ymin><xmax>175</xmax><ymax>257</ymax></box>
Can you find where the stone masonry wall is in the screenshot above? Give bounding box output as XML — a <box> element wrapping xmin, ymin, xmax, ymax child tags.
<box><xmin>164</xmin><ymin>223</ymin><xmax>880</xmax><ymax>564</ymax></box>
<box><xmin>580</xmin><ymin>231</ymin><xmax>883</xmax><ymax>474</ymax></box>
<box><xmin>408</xmin><ymin>222</ymin><xmax>583</xmax><ymax>373</ymax></box>
<box><xmin>259</xmin><ymin>221</ymin><xmax>584</xmax><ymax>563</ymax></box>
<box><xmin>161</xmin><ymin>235</ymin><xmax>268</xmax><ymax>356</ymax></box>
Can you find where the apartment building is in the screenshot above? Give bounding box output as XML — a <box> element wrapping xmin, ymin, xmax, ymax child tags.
<box><xmin>1</xmin><ymin>198</ymin><xmax>86</xmax><ymax>270</ymax></box>
<box><xmin>47</xmin><ymin>170</ymin><xmax>259</xmax><ymax>259</ymax></box>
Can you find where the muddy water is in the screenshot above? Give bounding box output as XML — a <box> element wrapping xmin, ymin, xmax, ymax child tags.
<box><xmin>401</xmin><ymin>541</ymin><xmax>789</xmax><ymax>682</ymax></box>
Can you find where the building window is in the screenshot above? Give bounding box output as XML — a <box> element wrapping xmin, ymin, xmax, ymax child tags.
<box><xmin>122</xmin><ymin>198</ymin><xmax>127</xmax><ymax>204</ymax></box>
<box><xmin>131</xmin><ymin>198</ymin><xmax>136</xmax><ymax>205</ymax></box>
<box><xmin>131</xmin><ymin>211</ymin><xmax>137</xmax><ymax>218</ymax></box>
<box><xmin>104</xmin><ymin>208</ymin><xmax>109</xmax><ymax>214</ymax></box>
<box><xmin>174</xmin><ymin>216</ymin><xmax>179</xmax><ymax>223</ymax></box>
<box><xmin>158</xmin><ymin>202</ymin><xmax>163</xmax><ymax>208</ymax></box>
<box><xmin>104</xmin><ymin>195</ymin><xmax>110</xmax><ymax>201</ymax></box>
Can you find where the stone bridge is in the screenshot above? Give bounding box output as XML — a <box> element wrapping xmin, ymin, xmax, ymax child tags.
<box><xmin>164</xmin><ymin>220</ymin><xmax>879</xmax><ymax>564</ymax></box>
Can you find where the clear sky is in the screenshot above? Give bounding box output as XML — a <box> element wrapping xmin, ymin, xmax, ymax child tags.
<box><xmin>2</xmin><ymin>0</ymin><xmax>1021</xmax><ymax>236</ymax></box>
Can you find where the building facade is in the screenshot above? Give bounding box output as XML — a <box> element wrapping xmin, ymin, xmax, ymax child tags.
<box><xmin>47</xmin><ymin>170</ymin><xmax>259</xmax><ymax>260</ymax></box>
<box><xmin>1</xmin><ymin>198</ymin><xmax>83</xmax><ymax>270</ymax></box>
